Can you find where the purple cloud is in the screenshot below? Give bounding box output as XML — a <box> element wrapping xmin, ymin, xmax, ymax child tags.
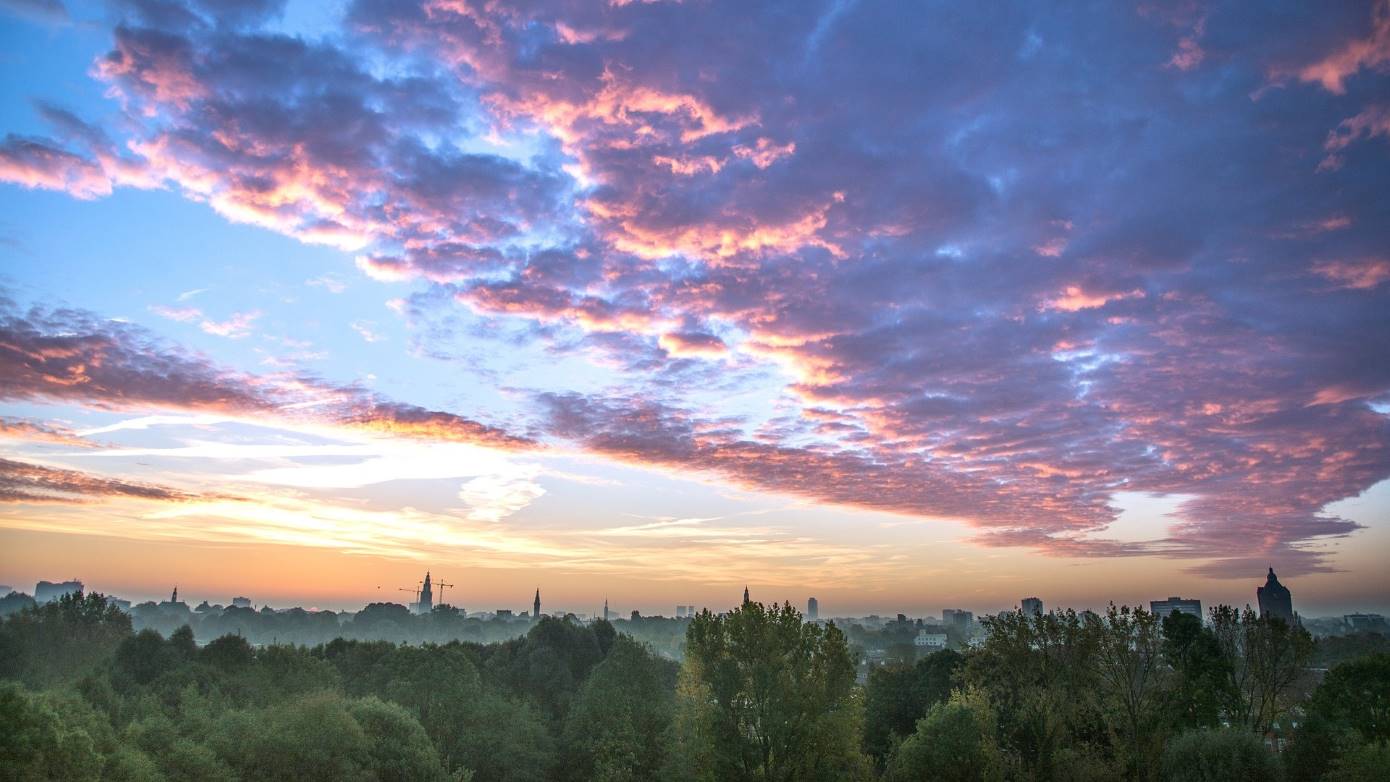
<box><xmin>2</xmin><ymin>0</ymin><xmax>1388</xmax><ymax>575</ymax></box>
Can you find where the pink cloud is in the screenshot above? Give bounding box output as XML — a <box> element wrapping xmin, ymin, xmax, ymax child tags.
<box><xmin>1297</xmin><ymin>0</ymin><xmax>1390</xmax><ymax>94</ymax></box>
<box><xmin>1312</xmin><ymin>258</ymin><xmax>1390</xmax><ymax>290</ymax></box>
<box><xmin>199</xmin><ymin>310</ymin><xmax>261</xmax><ymax>339</ymax></box>
<box><xmin>1042</xmin><ymin>285</ymin><xmax>1146</xmax><ymax>312</ymax></box>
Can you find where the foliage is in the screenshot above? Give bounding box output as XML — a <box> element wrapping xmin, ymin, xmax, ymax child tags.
<box><xmin>674</xmin><ymin>601</ymin><xmax>870</xmax><ymax>781</ymax></box>
<box><xmin>0</xmin><ymin>596</ymin><xmax>1369</xmax><ymax>782</ymax></box>
<box><xmin>1308</xmin><ymin>652</ymin><xmax>1390</xmax><ymax>744</ymax></box>
<box><xmin>1158</xmin><ymin>728</ymin><xmax>1278</xmax><ymax>782</ymax></box>
<box><xmin>862</xmin><ymin>649</ymin><xmax>962</xmax><ymax>764</ymax></box>
<box><xmin>1324</xmin><ymin>742</ymin><xmax>1390</xmax><ymax>782</ymax></box>
<box><xmin>1285</xmin><ymin>652</ymin><xmax>1390</xmax><ymax>781</ymax></box>
<box><xmin>560</xmin><ymin>635</ymin><xmax>678</xmax><ymax>781</ymax></box>
<box><xmin>1209</xmin><ymin>604</ymin><xmax>1314</xmax><ymax>735</ymax></box>
<box><xmin>883</xmin><ymin>687</ymin><xmax>1004</xmax><ymax>782</ymax></box>
<box><xmin>0</xmin><ymin>682</ymin><xmax>102</xmax><ymax>782</ymax></box>
<box><xmin>1161</xmin><ymin>612</ymin><xmax>1230</xmax><ymax>730</ymax></box>
<box><xmin>0</xmin><ymin>591</ymin><xmax>132</xmax><ymax>686</ymax></box>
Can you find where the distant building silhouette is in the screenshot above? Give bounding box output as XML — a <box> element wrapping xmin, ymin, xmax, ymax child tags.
<box><xmin>1021</xmin><ymin>597</ymin><xmax>1044</xmax><ymax>616</ymax></box>
<box><xmin>603</xmin><ymin>598</ymin><xmax>610</xmax><ymax>622</ymax></box>
<box><xmin>231</xmin><ymin>596</ymin><xmax>252</xmax><ymax>608</ymax></box>
<box><xmin>1344</xmin><ymin>613</ymin><xmax>1387</xmax><ymax>633</ymax></box>
<box><xmin>914</xmin><ymin>629</ymin><xmax>948</xmax><ymax>650</ymax></box>
<box><xmin>943</xmin><ymin>608</ymin><xmax>973</xmax><ymax>628</ymax></box>
<box><xmin>1257</xmin><ymin>568</ymin><xmax>1294</xmax><ymax>624</ymax></box>
<box><xmin>807</xmin><ymin>597</ymin><xmax>819</xmax><ymax>620</ymax></box>
<box><xmin>1150</xmin><ymin>596</ymin><xmax>1202</xmax><ymax>620</ymax></box>
<box><xmin>743</xmin><ymin>585</ymin><xmax>750</xmax><ymax>605</ymax></box>
<box><xmin>34</xmin><ymin>579</ymin><xmax>83</xmax><ymax>604</ymax></box>
<box><xmin>495</xmin><ymin>609</ymin><xmax>513</xmax><ymax>619</ymax></box>
<box><xmin>533</xmin><ymin>588</ymin><xmax>541</xmax><ymax>619</ymax></box>
<box><xmin>418</xmin><ymin>572</ymin><xmax>434</xmax><ymax>614</ymax></box>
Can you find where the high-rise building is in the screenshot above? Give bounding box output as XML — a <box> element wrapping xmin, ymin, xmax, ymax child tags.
<box><xmin>1150</xmin><ymin>597</ymin><xmax>1202</xmax><ymax>620</ymax></box>
<box><xmin>418</xmin><ymin>572</ymin><xmax>434</xmax><ymax>614</ymax></box>
<box><xmin>1344</xmin><ymin>613</ymin><xmax>1388</xmax><ymax>633</ymax></box>
<box><xmin>943</xmin><ymin>609</ymin><xmax>973</xmax><ymax>629</ymax></box>
<box><xmin>1021</xmin><ymin>597</ymin><xmax>1044</xmax><ymax>616</ymax></box>
<box><xmin>1257</xmin><ymin>568</ymin><xmax>1293</xmax><ymax>624</ymax></box>
<box><xmin>34</xmin><ymin>580</ymin><xmax>83</xmax><ymax>604</ymax></box>
<box><xmin>807</xmin><ymin>597</ymin><xmax>819</xmax><ymax>620</ymax></box>
<box><xmin>533</xmin><ymin>588</ymin><xmax>541</xmax><ymax>619</ymax></box>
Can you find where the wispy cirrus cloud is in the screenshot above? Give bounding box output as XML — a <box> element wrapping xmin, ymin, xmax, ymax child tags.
<box><xmin>0</xmin><ymin>299</ymin><xmax>532</xmax><ymax>450</ymax></box>
<box><xmin>0</xmin><ymin>416</ymin><xmax>101</xmax><ymax>448</ymax></box>
<box><xmin>0</xmin><ymin>457</ymin><xmax>206</xmax><ymax>504</ymax></box>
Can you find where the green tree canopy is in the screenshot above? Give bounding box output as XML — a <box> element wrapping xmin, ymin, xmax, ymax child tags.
<box><xmin>673</xmin><ymin>601</ymin><xmax>870</xmax><ymax>781</ymax></box>
<box><xmin>883</xmin><ymin>687</ymin><xmax>1004</xmax><ymax>782</ymax></box>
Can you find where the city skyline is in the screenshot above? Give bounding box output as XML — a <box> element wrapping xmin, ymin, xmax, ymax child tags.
<box><xmin>3</xmin><ymin>0</ymin><xmax>1390</xmax><ymax>616</ymax></box>
<box><xmin>2</xmin><ymin>564</ymin><xmax>1376</xmax><ymax>622</ymax></box>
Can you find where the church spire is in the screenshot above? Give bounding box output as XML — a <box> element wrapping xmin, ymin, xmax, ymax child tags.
<box><xmin>743</xmin><ymin>585</ymin><xmax>750</xmax><ymax>605</ymax></box>
<box><xmin>533</xmin><ymin>588</ymin><xmax>541</xmax><ymax>619</ymax></box>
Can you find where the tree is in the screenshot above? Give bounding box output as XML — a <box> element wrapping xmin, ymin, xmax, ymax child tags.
<box><xmin>1161</xmin><ymin>612</ymin><xmax>1230</xmax><ymax>729</ymax></box>
<box><xmin>211</xmin><ymin>692</ymin><xmax>373</xmax><ymax>781</ymax></box>
<box><xmin>1209</xmin><ymin>605</ymin><xmax>1313</xmax><ymax>735</ymax></box>
<box><xmin>1324</xmin><ymin>742</ymin><xmax>1390</xmax><ymax>782</ymax></box>
<box><xmin>963</xmin><ymin>608</ymin><xmax>1104</xmax><ymax>778</ymax></box>
<box><xmin>863</xmin><ymin>649</ymin><xmax>962</xmax><ymax>764</ymax></box>
<box><xmin>1158</xmin><ymin>728</ymin><xmax>1277</xmax><ymax>782</ymax></box>
<box><xmin>1285</xmin><ymin>653</ymin><xmax>1390</xmax><ymax>781</ymax></box>
<box><xmin>1090</xmin><ymin>605</ymin><xmax>1169</xmax><ymax>779</ymax></box>
<box><xmin>321</xmin><ymin>639</ymin><xmax>552</xmax><ymax>781</ymax></box>
<box><xmin>113</xmin><ymin>629</ymin><xmax>186</xmax><ymax>688</ymax></box>
<box><xmin>883</xmin><ymin>687</ymin><xmax>1004</xmax><ymax>782</ymax></box>
<box><xmin>0</xmin><ymin>682</ymin><xmax>102</xmax><ymax>782</ymax></box>
<box><xmin>560</xmin><ymin>635</ymin><xmax>678</xmax><ymax>781</ymax></box>
<box><xmin>347</xmin><ymin>696</ymin><xmax>452</xmax><ymax>782</ymax></box>
<box><xmin>1308</xmin><ymin>652</ymin><xmax>1390</xmax><ymax>744</ymax></box>
<box><xmin>673</xmin><ymin>602</ymin><xmax>870</xmax><ymax>781</ymax></box>
<box><xmin>0</xmin><ymin>590</ymin><xmax>132</xmax><ymax>686</ymax></box>
<box><xmin>202</xmin><ymin>633</ymin><xmax>254</xmax><ymax>670</ymax></box>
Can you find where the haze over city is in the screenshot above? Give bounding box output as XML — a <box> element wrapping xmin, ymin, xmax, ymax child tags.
<box><xmin>3</xmin><ymin>0</ymin><xmax>1389</xmax><ymax>620</ymax></box>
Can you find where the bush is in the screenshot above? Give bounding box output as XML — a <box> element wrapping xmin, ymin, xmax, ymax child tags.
<box><xmin>884</xmin><ymin>688</ymin><xmax>1004</xmax><ymax>782</ymax></box>
<box><xmin>1159</xmin><ymin>728</ymin><xmax>1278</xmax><ymax>782</ymax></box>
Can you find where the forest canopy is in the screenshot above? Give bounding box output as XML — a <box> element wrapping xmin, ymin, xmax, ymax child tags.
<box><xmin>1</xmin><ymin>591</ymin><xmax>1386</xmax><ymax>781</ymax></box>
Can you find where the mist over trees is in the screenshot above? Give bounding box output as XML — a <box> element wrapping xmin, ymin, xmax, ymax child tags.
<box><xmin>1</xmin><ymin>591</ymin><xmax>1387</xmax><ymax>781</ymax></box>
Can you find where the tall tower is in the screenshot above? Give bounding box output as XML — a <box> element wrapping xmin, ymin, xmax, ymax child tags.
<box><xmin>171</xmin><ymin>586</ymin><xmax>178</xmax><ymax>603</ymax></box>
<box><xmin>418</xmin><ymin>572</ymin><xmax>434</xmax><ymax>614</ymax></box>
<box><xmin>533</xmin><ymin>588</ymin><xmax>541</xmax><ymax>619</ymax></box>
<box><xmin>603</xmin><ymin>598</ymin><xmax>609</xmax><ymax>622</ymax></box>
<box><xmin>743</xmin><ymin>585</ymin><xmax>750</xmax><ymax>605</ymax></box>
<box><xmin>807</xmin><ymin>597</ymin><xmax>818</xmax><ymax>620</ymax></box>
<box><xmin>1257</xmin><ymin>567</ymin><xmax>1294</xmax><ymax>624</ymax></box>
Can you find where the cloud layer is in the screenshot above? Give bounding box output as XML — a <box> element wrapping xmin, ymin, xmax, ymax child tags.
<box><xmin>3</xmin><ymin>0</ymin><xmax>1389</xmax><ymax>576</ymax></box>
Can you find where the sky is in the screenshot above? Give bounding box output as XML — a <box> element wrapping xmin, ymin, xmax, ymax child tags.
<box><xmin>1</xmin><ymin>0</ymin><xmax>1388</xmax><ymax>618</ymax></box>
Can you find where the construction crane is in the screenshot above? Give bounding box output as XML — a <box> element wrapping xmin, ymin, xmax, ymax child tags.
<box><xmin>397</xmin><ymin>582</ymin><xmax>421</xmax><ymax>610</ymax></box>
<box><xmin>434</xmin><ymin>578</ymin><xmax>455</xmax><ymax>607</ymax></box>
